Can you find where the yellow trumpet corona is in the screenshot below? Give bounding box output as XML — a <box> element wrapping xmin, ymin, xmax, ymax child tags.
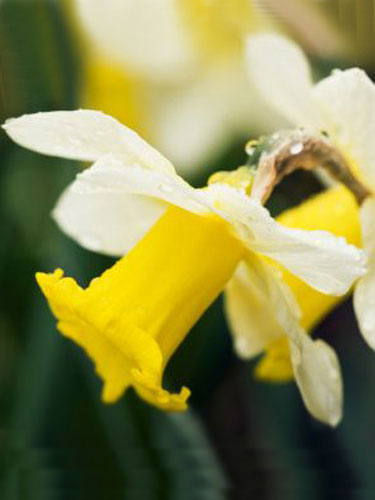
<box><xmin>37</xmin><ymin>205</ymin><xmax>245</xmax><ymax>410</ymax></box>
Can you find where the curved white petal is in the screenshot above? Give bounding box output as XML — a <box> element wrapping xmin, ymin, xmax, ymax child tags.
<box><xmin>259</xmin><ymin>258</ymin><xmax>342</xmax><ymax>426</ymax></box>
<box><xmin>2</xmin><ymin>110</ymin><xmax>175</xmax><ymax>173</ymax></box>
<box><xmin>224</xmin><ymin>258</ymin><xmax>286</xmax><ymax>359</ymax></box>
<box><xmin>53</xmin><ymin>184</ymin><xmax>166</xmax><ymax>257</ymax></box>
<box><xmin>205</xmin><ymin>183</ymin><xmax>366</xmax><ymax>295</ymax></box>
<box><xmin>53</xmin><ymin>155</ymin><xmax>213</xmax><ymax>255</ymax></box>
<box><xmin>245</xmin><ymin>34</ymin><xmax>318</xmax><ymax>127</ymax></box>
<box><xmin>354</xmin><ymin>270</ymin><xmax>375</xmax><ymax>349</ymax></box>
<box><xmin>74</xmin><ymin>156</ymin><xmax>210</xmax><ymax>215</ymax></box>
<box><xmin>289</xmin><ymin>334</ymin><xmax>343</xmax><ymax>427</ymax></box>
<box><xmin>75</xmin><ymin>0</ymin><xmax>196</xmax><ymax>83</ymax></box>
<box><xmin>313</xmin><ymin>68</ymin><xmax>375</xmax><ymax>190</ymax></box>
<box><xmin>230</xmin><ymin>254</ymin><xmax>343</xmax><ymax>426</ymax></box>
<box><xmin>354</xmin><ymin>197</ymin><xmax>375</xmax><ymax>348</ymax></box>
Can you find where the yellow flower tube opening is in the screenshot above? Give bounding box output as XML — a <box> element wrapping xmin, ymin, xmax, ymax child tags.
<box><xmin>36</xmin><ymin>205</ymin><xmax>245</xmax><ymax>410</ymax></box>
<box><xmin>256</xmin><ymin>186</ymin><xmax>361</xmax><ymax>381</ymax></box>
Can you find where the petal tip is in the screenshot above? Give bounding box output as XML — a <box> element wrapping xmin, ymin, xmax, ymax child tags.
<box><xmin>35</xmin><ymin>268</ymin><xmax>64</xmax><ymax>291</ymax></box>
<box><xmin>132</xmin><ymin>368</ymin><xmax>190</xmax><ymax>412</ymax></box>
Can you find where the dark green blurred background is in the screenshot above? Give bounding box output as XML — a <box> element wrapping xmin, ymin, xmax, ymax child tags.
<box><xmin>0</xmin><ymin>1</ymin><xmax>374</xmax><ymax>499</ymax></box>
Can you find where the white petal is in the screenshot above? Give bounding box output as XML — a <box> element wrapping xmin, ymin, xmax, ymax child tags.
<box><xmin>354</xmin><ymin>197</ymin><xmax>375</xmax><ymax>348</ymax></box>
<box><xmin>232</xmin><ymin>255</ymin><xmax>343</xmax><ymax>426</ymax></box>
<box><xmin>149</xmin><ymin>64</ymin><xmax>235</xmax><ymax>174</ymax></box>
<box><xmin>53</xmin><ymin>155</ymin><xmax>213</xmax><ymax>256</ymax></box>
<box><xmin>2</xmin><ymin>110</ymin><xmax>175</xmax><ymax>173</ymax></box>
<box><xmin>289</xmin><ymin>334</ymin><xmax>343</xmax><ymax>427</ymax></box>
<box><xmin>258</xmin><ymin>259</ymin><xmax>343</xmax><ymax>426</ymax></box>
<box><xmin>74</xmin><ymin>156</ymin><xmax>210</xmax><ymax>215</ymax></box>
<box><xmin>245</xmin><ymin>34</ymin><xmax>318</xmax><ymax>127</ymax></box>
<box><xmin>53</xmin><ymin>184</ymin><xmax>166</xmax><ymax>257</ymax></box>
<box><xmin>358</xmin><ymin>197</ymin><xmax>375</xmax><ymax>256</ymax></box>
<box><xmin>205</xmin><ymin>183</ymin><xmax>366</xmax><ymax>295</ymax></box>
<box><xmin>75</xmin><ymin>0</ymin><xmax>196</xmax><ymax>83</ymax></box>
<box><xmin>313</xmin><ymin>68</ymin><xmax>375</xmax><ymax>190</ymax></box>
<box><xmin>224</xmin><ymin>258</ymin><xmax>286</xmax><ymax>359</ymax></box>
<box><xmin>354</xmin><ymin>270</ymin><xmax>375</xmax><ymax>350</ymax></box>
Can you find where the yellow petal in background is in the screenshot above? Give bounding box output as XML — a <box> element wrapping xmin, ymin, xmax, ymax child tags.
<box><xmin>81</xmin><ymin>57</ymin><xmax>150</xmax><ymax>137</ymax></box>
<box><xmin>256</xmin><ymin>186</ymin><xmax>361</xmax><ymax>381</ymax></box>
<box><xmin>179</xmin><ymin>0</ymin><xmax>256</xmax><ymax>60</ymax></box>
<box><xmin>37</xmin><ymin>205</ymin><xmax>245</xmax><ymax>410</ymax></box>
<box><xmin>255</xmin><ymin>336</ymin><xmax>294</xmax><ymax>381</ymax></box>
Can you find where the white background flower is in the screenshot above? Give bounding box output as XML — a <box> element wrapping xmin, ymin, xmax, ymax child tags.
<box><xmin>245</xmin><ymin>33</ymin><xmax>375</xmax><ymax>350</ymax></box>
<box><xmin>72</xmin><ymin>0</ymin><xmax>286</xmax><ymax>174</ymax></box>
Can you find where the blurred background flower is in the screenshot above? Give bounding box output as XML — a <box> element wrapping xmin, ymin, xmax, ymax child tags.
<box><xmin>69</xmin><ymin>0</ymin><xmax>277</xmax><ymax>175</ymax></box>
<box><xmin>67</xmin><ymin>0</ymin><xmax>375</xmax><ymax>176</ymax></box>
<box><xmin>0</xmin><ymin>1</ymin><xmax>374</xmax><ymax>499</ymax></box>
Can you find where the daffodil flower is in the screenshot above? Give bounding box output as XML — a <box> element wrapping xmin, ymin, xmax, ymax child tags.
<box><xmin>2</xmin><ymin>110</ymin><xmax>366</xmax><ymax>424</ymax></box>
<box><xmin>246</xmin><ymin>33</ymin><xmax>375</xmax><ymax>351</ymax></box>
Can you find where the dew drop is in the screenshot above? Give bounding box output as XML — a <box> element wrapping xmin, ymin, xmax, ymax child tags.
<box><xmin>245</xmin><ymin>140</ymin><xmax>258</xmax><ymax>156</ymax></box>
<box><xmin>289</xmin><ymin>142</ymin><xmax>303</xmax><ymax>155</ymax></box>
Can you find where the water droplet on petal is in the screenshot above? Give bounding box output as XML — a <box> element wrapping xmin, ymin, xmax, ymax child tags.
<box><xmin>289</xmin><ymin>142</ymin><xmax>303</xmax><ymax>155</ymax></box>
<box><xmin>245</xmin><ymin>139</ymin><xmax>259</xmax><ymax>156</ymax></box>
